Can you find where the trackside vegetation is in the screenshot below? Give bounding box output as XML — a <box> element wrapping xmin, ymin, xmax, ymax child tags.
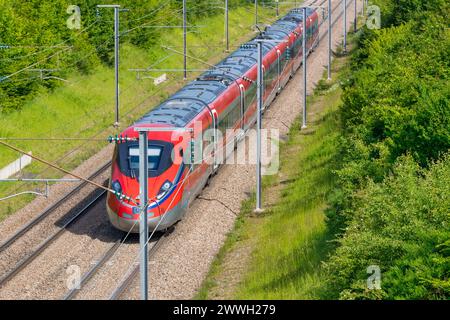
<box><xmin>324</xmin><ymin>0</ymin><xmax>449</xmax><ymax>299</ymax></box>
<box><xmin>198</xmin><ymin>0</ymin><xmax>449</xmax><ymax>300</ymax></box>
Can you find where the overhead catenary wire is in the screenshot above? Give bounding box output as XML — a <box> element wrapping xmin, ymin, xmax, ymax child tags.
<box><xmin>0</xmin><ymin>140</ymin><xmax>136</xmax><ymax>204</ymax></box>
<box><xmin>161</xmin><ymin>45</ymin><xmax>255</xmax><ymax>83</ymax></box>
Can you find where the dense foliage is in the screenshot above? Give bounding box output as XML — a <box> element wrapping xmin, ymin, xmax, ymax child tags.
<box><xmin>0</xmin><ymin>0</ymin><xmax>252</xmax><ymax>113</ymax></box>
<box><xmin>324</xmin><ymin>0</ymin><xmax>450</xmax><ymax>299</ymax></box>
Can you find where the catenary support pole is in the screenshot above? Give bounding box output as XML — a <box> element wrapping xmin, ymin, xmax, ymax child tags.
<box><xmin>343</xmin><ymin>0</ymin><xmax>347</xmax><ymax>53</ymax></box>
<box><xmin>354</xmin><ymin>0</ymin><xmax>357</xmax><ymax>32</ymax></box>
<box><xmin>183</xmin><ymin>0</ymin><xmax>187</xmax><ymax>80</ymax></box>
<box><xmin>97</xmin><ymin>4</ymin><xmax>125</xmax><ymax>127</ymax></box>
<box><xmin>302</xmin><ymin>7</ymin><xmax>307</xmax><ymax>129</ymax></box>
<box><xmin>114</xmin><ymin>7</ymin><xmax>119</xmax><ymax>126</ymax></box>
<box><xmin>327</xmin><ymin>0</ymin><xmax>332</xmax><ymax>80</ymax></box>
<box><xmin>255</xmin><ymin>0</ymin><xmax>258</xmax><ymax>27</ymax></box>
<box><xmin>276</xmin><ymin>0</ymin><xmax>279</xmax><ymax>17</ymax></box>
<box><xmin>252</xmin><ymin>38</ymin><xmax>284</xmax><ymax>213</ymax></box>
<box><xmin>255</xmin><ymin>40</ymin><xmax>263</xmax><ymax>212</ymax></box>
<box><xmin>225</xmin><ymin>0</ymin><xmax>229</xmax><ymax>52</ymax></box>
<box><xmin>139</xmin><ymin>131</ymin><xmax>149</xmax><ymax>300</ymax></box>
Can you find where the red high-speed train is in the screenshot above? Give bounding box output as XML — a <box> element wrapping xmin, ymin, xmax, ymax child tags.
<box><xmin>107</xmin><ymin>8</ymin><xmax>320</xmax><ymax>233</ymax></box>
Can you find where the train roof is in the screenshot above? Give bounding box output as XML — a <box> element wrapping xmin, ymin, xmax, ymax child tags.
<box><xmin>134</xmin><ymin>8</ymin><xmax>317</xmax><ymax>128</ymax></box>
<box><xmin>135</xmin><ymin>80</ymin><xmax>227</xmax><ymax>127</ymax></box>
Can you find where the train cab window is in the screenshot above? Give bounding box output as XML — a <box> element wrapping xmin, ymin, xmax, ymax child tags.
<box><xmin>116</xmin><ymin>140</ymin><xmax>174</xmax><ymax>178</ymax></box>
<box><xmin>128</xmin><ymin>146</ymin><xmax>163</xmax><ymax>170</ymax></box>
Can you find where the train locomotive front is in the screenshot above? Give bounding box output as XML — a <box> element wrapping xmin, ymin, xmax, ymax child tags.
<box><xmin>106</xmin><ymin>125</ymin><xmax>190</xmax><ymax>233</ymax></box>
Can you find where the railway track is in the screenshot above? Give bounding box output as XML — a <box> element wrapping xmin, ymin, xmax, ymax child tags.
<box><xmin>60</xmin><ymin>229</ymin><xmax>168</xmax><ymax>300</ymax></box>
<box><xmin>109</xmin><ymin>231</ymin><xmax>169</xmax><ymax>300</ymax></box>
<box><xmin>0</xmin><ymin>162</ymin><xmax>111</xmax><ymax>254</ymax></box>
<box><xmin>0</xmin><ymin>163</ymin><xmax>111</xmax><ymax>288</ymax></box>
<box><xmin>62</xmin><ymin>236</ymin><xmax>123</xmax><ymax>300</ymax></box>
<box><xmin>0</xmin><ymin>191</ymin><xmax>107</xmax><ymax>287</ymax></box>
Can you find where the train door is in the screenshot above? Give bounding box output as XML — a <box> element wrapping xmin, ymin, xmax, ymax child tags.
<box><xmin>211</xmin><ymin>109</ymin><xmax>220</xmax><ymax>172</ymax></box>
<box><xmin>276</xmin><ymin>49</ymin><xmax>281</xmax><ymax>93</ymax></box>
<box><xmin>238</xmin><ymin>84</ymin><xmax>246</xmax><ymax>138</ymax></box>
<box><xmin>262</xmin><ymin>64</ymin><xmax>266</xmax><ymax>111</ymax></box>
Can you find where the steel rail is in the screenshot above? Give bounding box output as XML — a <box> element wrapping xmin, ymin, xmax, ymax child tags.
<box><xmin>63</xmin><ymin>238</ymin><xmax>122</xmax><ymax>300</ymax></box>
<box><xmin>0</xmin><ymin>190</ymin><xmax>107</xmax><ymax>288</ymax></box>
<box><xmin>0</xmin><ymin>162</ymin><xmax>111</xmax><ymax>254</ymax></box>
<box><xmin>109</xmin><ymin>232</ymin><xmax>168</xmax><ymax>300</ymax></box>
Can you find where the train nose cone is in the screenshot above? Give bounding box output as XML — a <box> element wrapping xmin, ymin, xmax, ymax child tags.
<box><xmin>119</xmin><ymin>175</ymin><xmax>159</xmax><ymax>201</ymax></box>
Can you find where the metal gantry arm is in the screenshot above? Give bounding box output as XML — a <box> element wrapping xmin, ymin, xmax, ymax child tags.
<box><xmin>0</xmin><ymin>178</ymin><xmax>80</xmax><ymax>202</ymax></box>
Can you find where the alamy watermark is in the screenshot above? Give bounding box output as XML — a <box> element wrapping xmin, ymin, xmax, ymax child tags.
<box><xmin>66</xmin><ymin>5</ymin><xmax>81</xmax><ymax>30</ymax></box>
<box><xmin>367</xmin><ymin>265</ymin><xmax>381</xmax><ymax>290</ymax></box>
<box><xmin>366</xmin><ymin>5</ymin><xmax>381</xmax><ymax>30</ymax></box>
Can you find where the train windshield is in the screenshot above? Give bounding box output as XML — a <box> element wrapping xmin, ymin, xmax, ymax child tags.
<box><xmin>116</xmin><ymin>140</ymin><xmax>174</xmax><ymax>178</ymax></box>
<box><xmin>128</xmin><ymin>146</ymin><xmax>163</xmax><ymax>170</ymax></box>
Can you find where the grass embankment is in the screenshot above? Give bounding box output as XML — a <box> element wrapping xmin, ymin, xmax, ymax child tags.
<box><xmin>0</xmin><ymin>5</ymin><xmax>290</xmax><ymax>221</ymax></box>
<box><xmin>196</xmin><ymin>50</ymin><xmax>350</xmax><ymax>300</ymax></box>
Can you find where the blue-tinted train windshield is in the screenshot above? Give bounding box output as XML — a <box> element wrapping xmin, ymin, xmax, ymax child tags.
<box><xmin>116</xmin><ymin>140</ymin><xmax>174</xmax><ymax>178</ymax></box>
<box><xmin>128</xmin><ymin>146</ymin><xmax>163</xmax><ymax>170</ymax></box>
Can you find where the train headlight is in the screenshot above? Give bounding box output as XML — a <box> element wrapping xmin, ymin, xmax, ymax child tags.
<box><xmin>112</xmin><ymin>180</ymin><xmax>122</xmax><ymax>200</ymax></box>
<box><xmin>157</xmin><ymin>180</ymin><xmax>172</xmax><ymax>200</ymax></box>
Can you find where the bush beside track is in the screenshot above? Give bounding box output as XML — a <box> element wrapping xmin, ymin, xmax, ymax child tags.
<box><xmin>324</xmin><ymin>0</ymin><xmax>449</xmax><ymax>299</ymax></box>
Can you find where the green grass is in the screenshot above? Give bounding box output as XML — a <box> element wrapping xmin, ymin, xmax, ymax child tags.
<box><xmin>197</xmin><ymin>53</ymin><xmax>351</xmax><ymax>299</ymax></box>
<box><xmin>0</xmin><ymin>5</ymin><xmax>295</xmax><ymax>221</ymax></box>
<box><xmin>235</xmin><ymin>106</ymin><xmax>341</xmax><ymax>299</ymax></box>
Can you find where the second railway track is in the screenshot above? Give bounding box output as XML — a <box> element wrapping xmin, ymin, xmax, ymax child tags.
<box><xmin>62</xmin><ymin>230</ymin><xmax>169</xmax><ymax>300</ymax></box>
<box><xmin>0</xmin><ymin>161</ymin><xmax>111</xmax><ymax>254</ymax></box>
<box><xmin>0</xmin><ymin>190</ymin><xmax>107</xmax><ymax>287</ymax></box>
<box><xmin>0</xmin><ymin>162</ymin><xmax>112</xmax><ymax>288</ymax></box>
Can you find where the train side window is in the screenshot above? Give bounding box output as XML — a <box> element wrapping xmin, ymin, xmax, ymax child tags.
<box><xmin>244</xmin><ymin>82</ymin><xmax>257</xmax><ymax>112</ymax></box>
